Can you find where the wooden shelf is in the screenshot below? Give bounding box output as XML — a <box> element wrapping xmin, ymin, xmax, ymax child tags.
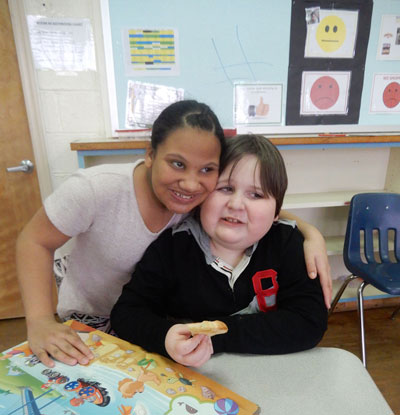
<box><xmin>70</xmin><ymin>135</ymin><xmax>400</xmax><ymax>152</ymax></box>
<box><xmin>325</xmin><ymin>234</ymin><xmax>391</xmax><ymax>257</ymax></box>
<box><xmin>282</xmin><ymin>189</ymin><xmax>384</xmax><ymax>209</ymax></box>
<box><xmin>326</xmin><ymin>236</ymin><xmax>345</xmax><ymax>256</ymax></box>
<box><xmin>269</xmin><ymin>134</ymin><xmax>400</xmax><ymax>146</ymax></box>
<box><xmin>71</xmin><ymin>138</ymin><xmax>150</xmax><ymax>151</ymax></box>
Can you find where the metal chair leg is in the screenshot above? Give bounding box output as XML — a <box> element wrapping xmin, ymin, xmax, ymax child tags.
<box><xmin>357</xmin><ymin>280</ymin><xmax>369</xmax><ymax>369</ymax></box>
<box><xmin>329</xmin><ymin>274</ymin><xmax>359</xmax><ymax>316</ymax></box>
<box><xmin>391</xmin><ymin>305</ymin><xmax>400</xmax><ymax>320</ymax></box>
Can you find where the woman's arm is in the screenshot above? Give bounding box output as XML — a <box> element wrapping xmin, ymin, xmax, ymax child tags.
<box><xmin>16</xmin><ymin>207</ymin><xmax>93</xmax><ymax>367</ymax></box>
<box><xmin>279</xmin><ymin>209</ymin><xmax>332</xmax><ymax>309</ymax></box>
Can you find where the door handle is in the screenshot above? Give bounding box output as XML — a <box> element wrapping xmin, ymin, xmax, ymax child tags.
<box><xmin>6</xmin><ymin>160</ymin><xmax>34</xmax><ymax>173</ymax></box>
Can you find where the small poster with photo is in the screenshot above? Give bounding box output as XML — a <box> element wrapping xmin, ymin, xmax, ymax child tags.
<box><xmin>234</xmin><ymin>83</ymin><xmax>282</xmax><ymax>125</ymax></box>
<box><xmin>126</xmin><ymin>81</ymin><xmax>184</xmax><ymax>128</ymax></box>
<box><xmin>376</xmin><ymin>15</ymin><xmax>400</xmax><ymax>60</ymax></box>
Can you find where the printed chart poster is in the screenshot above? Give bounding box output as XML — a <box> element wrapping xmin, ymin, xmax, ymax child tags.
<box><xmin>234</xmin><ymin>84</ymin><xmax>282</xmax><ymax>125</ymax></box>
<box><xmin>370</xmin><ymin>73</ymin><xmax>400</xmax><ymax>113</ymax></box>
<box><xmin>126</xmin><ymin>81</ymin><xmax>184</xmax><ymax>128</ymax></box>
<box><xmin>123</xmin><ymin>28</ymin><xmax>179</xmax><ymax>76</ymax></box>
<box><xmin>304</xmin><ymin>9</ymin><xmax>359</xmax><ymax>59</ymax></box>
<box><xmin>377</xmin><ymin>15</ymin><xmax>400</xmax><ymax>60</ymax></box>
<box><xmin>300</xmin><ymin>71</ymin><xmax>351</xmax><ymax>115</ymax></box>
<box><xmin>27</xmin><ymin>16</ymin><xmax>96</xmax><ymax>71</ymax></box>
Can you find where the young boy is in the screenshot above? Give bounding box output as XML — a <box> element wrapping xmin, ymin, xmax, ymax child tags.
<box><xmin>111</xmin><ymin>135</ymin><xmax>327</xmax><ymax>367</ymax></box>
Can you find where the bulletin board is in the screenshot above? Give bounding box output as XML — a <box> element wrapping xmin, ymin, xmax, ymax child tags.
<box><xmin>102</xmin><ymin>0</ymin><xmax>400</xmax><ymax>134</ymax></box>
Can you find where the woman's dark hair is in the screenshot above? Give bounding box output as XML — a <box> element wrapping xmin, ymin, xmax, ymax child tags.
<box><xmin>151</xmin><ymin>100</ymin><xmax>226</xmax><ymax>154</ymax></box>
<box><xmin>220</xmin><ymin>134</ymin><xmax>288</xmax><ymax>216</ymax></box>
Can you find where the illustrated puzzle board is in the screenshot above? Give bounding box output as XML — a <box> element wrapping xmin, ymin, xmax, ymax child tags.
<box><xmin>0</xmin><ymin>320</ymin><xmax>259</xmax><ymax>415</ymax></box>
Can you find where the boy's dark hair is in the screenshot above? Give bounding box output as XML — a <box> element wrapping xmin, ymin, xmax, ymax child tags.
<box><xmin>151</xmin><ymin>100</ymin><xmax>226</xmax><ymax>154</ymax></box>
<box><xmin>220</xmin><ymin>134</ymin><xmax>288</xmax><ymax>216</ymax></box>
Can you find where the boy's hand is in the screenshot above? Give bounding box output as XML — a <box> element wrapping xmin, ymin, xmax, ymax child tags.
<box><xmin>27</xmin><ymin>317</ymin><xmax>94</xmax><ymax>367</ymax></box>
<box><xmin>165</xmin><ymin>324</ymin><xmax>213</xmax><ymax>367</ymax></box>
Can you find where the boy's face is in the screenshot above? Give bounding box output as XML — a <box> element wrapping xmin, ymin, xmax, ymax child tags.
<box><xmin>200</xmin><ymin>155</ymin><xmax>278</xmax><ymax>255</ymax></box>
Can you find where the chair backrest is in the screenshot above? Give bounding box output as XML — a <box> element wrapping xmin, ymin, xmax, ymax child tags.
<box><xmin>344</xmin><ymin>193</ymin><xmax>400</xmax><ymax>268</ymax></box>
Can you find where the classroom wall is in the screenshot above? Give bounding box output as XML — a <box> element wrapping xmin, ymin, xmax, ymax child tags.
<box><xmin>106</xmin><ymin>0</ymin><xmax>400</xmax><ymax>133</ymax></box>
<box><xmin>13</xmin><ymin>0</ymin><xmax>397</xmax><ymax>194</ymax></box>
<box><xmin>11</xmin><ymin>0</ymin><xmax>395</xmax><ymax>290</ymax></box>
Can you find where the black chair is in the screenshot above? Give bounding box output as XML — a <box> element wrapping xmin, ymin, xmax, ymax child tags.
<box><xmin>329</xmin><ymin>193</ymin><xmax>400</xmax><ymax>368</ymax></box>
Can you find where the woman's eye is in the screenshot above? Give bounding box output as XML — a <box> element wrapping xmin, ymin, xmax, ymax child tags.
<box><xmin>201</xmin><ymin>166</ymin><xmax>215</xmax><ymax>173</ymax></box>
<box><xmin>250</xmin><ymin>192</ymin><xmax>264</xmax><ymax>199</ymax></box>
<box><xmin>172</xmin><ymin>161</ymin><xmax>184</xmax><ymax>169</ymax></box>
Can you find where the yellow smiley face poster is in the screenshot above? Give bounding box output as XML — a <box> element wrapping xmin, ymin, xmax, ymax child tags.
<box><xmin>305</xmin><ymin>9</ymin><xmax>359</xmax><ymax>58</ymax></box>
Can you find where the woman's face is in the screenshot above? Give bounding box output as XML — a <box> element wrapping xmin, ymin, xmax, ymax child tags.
<box><xmin>145</xmin><ymin>126</ymin><xmax>221</xmax><ymax>214</ymax></box>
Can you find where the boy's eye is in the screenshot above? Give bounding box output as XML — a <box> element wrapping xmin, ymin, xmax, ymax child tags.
<box><xmin>250</xmin><ymin>192</ymin><xmax>265</xmax><ymax>199</ymax></box>
<box><xmin>172</xmin><ymin>161</ymin><xmax>184</xmax><ymax>169</ymax></box>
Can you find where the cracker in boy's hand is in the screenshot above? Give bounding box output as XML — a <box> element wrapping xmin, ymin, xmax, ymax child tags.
<box><xmin>187</xmin><ymin>320</ymin><xmax>228</xmax><ymax>337</ymax></box>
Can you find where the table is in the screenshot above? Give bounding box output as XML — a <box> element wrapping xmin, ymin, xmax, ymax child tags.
<box><xmin>196</xmin><ymin>347</ymin><xmax>393</xmax><ymax>415</ymax></box>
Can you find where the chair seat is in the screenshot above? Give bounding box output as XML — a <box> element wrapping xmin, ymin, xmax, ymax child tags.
<box><xmin>347</xmin><ymin>261</ymin><xmax>400</xmax><ymax>295</ymax></box>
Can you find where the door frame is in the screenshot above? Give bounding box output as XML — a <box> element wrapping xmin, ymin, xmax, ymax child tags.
<box><xmin>8</xmin><ymin>0</ymin><xmax>52</xmax><ymax>200</ymax></box>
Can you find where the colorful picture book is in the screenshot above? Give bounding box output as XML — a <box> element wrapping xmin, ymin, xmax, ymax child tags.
<box><xmin>0</xmin><ymin>320</ymin><xmax>259</xmax><ymax>415</ymax></box>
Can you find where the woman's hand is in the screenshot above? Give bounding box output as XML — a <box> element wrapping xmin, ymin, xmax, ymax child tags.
<box><xmin>165</xmin><ymin>324</ymin><xmax>213</xmax><ymax>367</ymax></box>
<box><xmin>16</xmin><ymin>208</ymin><xmax>93</xmax><ymax>366</ymax></box>
<box><xmin>279</xmin><ymin>209</ymin><xmax>332</xmax><ymax>309</ymax></box>
<box><xmin>303</xmin><ymin>230</ymin><xmax>332</xmax><ymax>309</ymax></box>
<box><xmin>27</xmin><ymin>317</ymin><xmax>94</xmax><ymax>367</ymax></box>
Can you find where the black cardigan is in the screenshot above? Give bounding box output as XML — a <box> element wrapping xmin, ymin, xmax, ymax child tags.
<box><xmin>111</xmin><ymin>222</ymin><xmax>327</xmax><ymax>358</ymax></box>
